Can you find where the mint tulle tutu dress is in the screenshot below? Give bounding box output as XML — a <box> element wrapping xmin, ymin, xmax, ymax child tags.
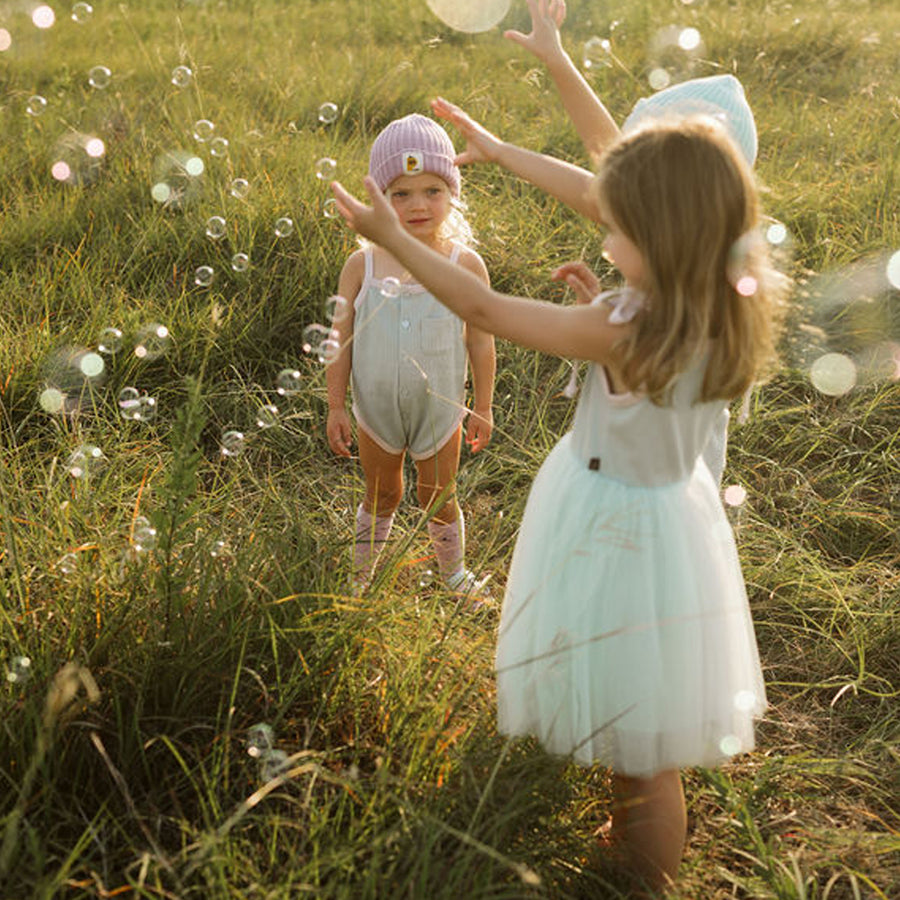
<box><xmin>496</xmin><ymin>292</ymin><xmax>767</xmax><ymax>777</ymax></box>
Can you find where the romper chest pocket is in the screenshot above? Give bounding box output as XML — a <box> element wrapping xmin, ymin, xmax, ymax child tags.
<box><xmin>419</xmin><ymin>315</ymin><xmax>458</xmax><ymax>354</ymax></box>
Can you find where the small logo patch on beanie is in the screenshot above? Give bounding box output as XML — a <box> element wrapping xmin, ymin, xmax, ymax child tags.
<box><xmin>403</xmin><ymin>151</ymin><xmax>424</xmax><ymax>174</ymax></box>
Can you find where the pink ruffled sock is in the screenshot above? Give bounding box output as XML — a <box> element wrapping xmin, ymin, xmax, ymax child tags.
<box><xmin>354</xmin><ymin>504</ymin><xmax>394</xmax><ymax>582</ymax></box>
<box><xmin>427</xmin><ymin>512</ymin><xmax>465</xmax><ymax>582</ymax></box>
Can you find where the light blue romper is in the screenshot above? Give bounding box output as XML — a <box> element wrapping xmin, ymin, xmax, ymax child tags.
<box><xmin>351</xmin><ymin>245</ymin><xmax>468</xmax><ymax>460</ymax></box>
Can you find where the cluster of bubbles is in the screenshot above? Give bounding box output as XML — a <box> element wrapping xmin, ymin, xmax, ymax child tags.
<box><xmin>16</xmin><ymin>4</ymin><xmax>351</xmax><ymax>434</ymax></box>
<box><xmin>246</xmin><ymin>722</ymin><xmax>291</xmax><ymax>781</ymax></box>
<box><xmin>51</xmin><ymin>132</ymin><xmax>106</xmax><ymax>185</ymax></box>
<box><xmin>580</xmin><ymin>17</ymin><xmax>703</xmax><ymax>93</ymax></box>
<box><xmin>5</xmin><ymin>656</ymin><xmax>32</xmax><ymax>684</ymax></box>
<box><xmin>647</xmin><ymin>25</ymin><xmax>705</xmax><ymax>90</ymax></box>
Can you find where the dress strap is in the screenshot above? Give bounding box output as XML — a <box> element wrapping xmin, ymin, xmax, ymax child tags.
<box><xmin>449</xmin><ymin>241</ymin><xmax>462</xmax><ymax>265</ymax></box>
<box><xmin>363</xmin><ymin>245</ymin><xmax>374</xmax><ymax>280</ymax></box>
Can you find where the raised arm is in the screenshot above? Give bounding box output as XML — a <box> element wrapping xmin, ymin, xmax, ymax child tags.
<box><xmin>431</xmin><ymin>96</ymin><xmax>599</xmax><ymax>221</ymax></box>
<box><xmin>504</xmin><ymin>0</ymin><xmax>620</xmax><ymax>164</ymax></box>
<box><xmin>459</xmin><ymin>250</ymin><xmax>496</xmax><ymax>453</ymax></box>
<box><xmin>330</xmin><ymin>178</ymin><xmax>625</xmax><ymax>367</ymax></box>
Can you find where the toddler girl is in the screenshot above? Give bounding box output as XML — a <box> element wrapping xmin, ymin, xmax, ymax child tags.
<box><xmin>326</xmin><ymin>114</ymin><xmax>495</xmax><ymax>594</ymax></box>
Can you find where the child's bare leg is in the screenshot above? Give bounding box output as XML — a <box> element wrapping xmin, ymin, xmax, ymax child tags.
<box><xmin>358</xmin><ymin>428</ymin><xmax>405</xmax><ymax>515</ymax></box>
<box><xmin>355</xmin><ymin>429</ymin><xmax>404</xmax><ymax>580</ymax></box>
<box><xmin>414</xmin><ymin>426</ymin><xmax>462</xmax><ymax>522</ymax></box>
<box><xmin>611</xmin><ymin>769</ymin><xmax>686</xmax><ymax>893</ymax></box>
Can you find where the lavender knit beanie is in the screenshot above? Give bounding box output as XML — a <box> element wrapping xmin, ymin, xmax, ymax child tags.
<box><xmin>368</xmin><ymin>113</ymin><xmax>461</xmax><ymax>197</ymax></box>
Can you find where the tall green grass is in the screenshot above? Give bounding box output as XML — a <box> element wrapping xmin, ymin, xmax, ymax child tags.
<box><xmin>1</xmin><ymin>0</ymin><xmax>898</xmax><ymax>896</ymax></box>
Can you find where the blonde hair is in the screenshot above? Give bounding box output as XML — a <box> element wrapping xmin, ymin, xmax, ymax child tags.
<box><xmin>594</xmin><ymin>117</ymin><xmax>787</xmax><ymax>404</ymax></box>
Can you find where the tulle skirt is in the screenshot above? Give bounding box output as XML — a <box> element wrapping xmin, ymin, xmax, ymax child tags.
<box><xmin>496</xmin><ymin>434</ymin><xmax>767</xmax><ymax>777</ymax></box>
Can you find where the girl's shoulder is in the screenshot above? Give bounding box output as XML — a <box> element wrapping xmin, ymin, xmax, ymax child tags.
<box><xmin>453</xmin><ymin>243</ymin><xmax>490</xmax><ymax>283</ymax></box>
<box><xmin>341</xmin><ymin>247</ymin><xmax>367</xmax><ymax>277</ymax></box>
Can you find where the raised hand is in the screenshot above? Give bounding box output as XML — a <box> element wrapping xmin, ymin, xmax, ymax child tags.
<box><xmin>431</xmin><ymin>97</ymin><xmax>503</xmax><ymax>166</ymax></box>
<box><xmin>503</xmin><ymin>0</ymin><xmax>567</xmax><ymax>66</ymax></box>
<box><xmin>551</xmin><ymin>260</ymin><xmax>601</xmax><ymax>304</ymax></box>
<box><xmin>330</xmin><ymin>177</ymin><xmax>401</xmax><ymax>247</ymax></box>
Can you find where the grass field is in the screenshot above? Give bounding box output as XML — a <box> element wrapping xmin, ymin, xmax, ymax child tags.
<box><xmin>1</xmin><ymin>0</ymin><xmax>899</xmax><ymax>897</ymax></box>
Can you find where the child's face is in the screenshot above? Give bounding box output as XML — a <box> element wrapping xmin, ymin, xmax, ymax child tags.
<box><xmin>599</xmin><ymin>204</ymin><xmax>646</xmax><ymax>289</ymax></box>
<box><xmin>385</xmin><ymin>173</ymin><xmax>452</xmax><ymax>244</ymax></box>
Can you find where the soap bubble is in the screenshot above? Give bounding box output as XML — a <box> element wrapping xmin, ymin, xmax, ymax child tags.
<box><xmin>0</xmin><ymin>29</ymin><xmax>11</xmax><ymax>51</ymax></box>
<box><xmin>71</xmin><ymin>2</ymin><xmax>93</xmax><ymax>24</ymax></box>
<box><xmin>220</xmin><ymin>430</ymin><xmax>245</xmax><ymax>458</ymax></box>
<box><xmin>322</xmin><ymin>198</ymin><xmax>339</xmax><ymax>219</ymax></box>
<box><xmin>32</xmin><ymin>5</ymin><xmax>55</xmax><ymax>28</ymax></box>
<box><xmin>134</xmin><ymin>323</ymin><xmax>172</xmax><ymax>361</ymax></box>
<box><xmin>209</xmin><ymin>136</ymin><xmax>229</xmax><ymax>158</ymax></box>
<box><xmin>302</xmin><ymin>323</ymin><xmax>331</xmax><ymax>355</ymax></box>
<box><xmin>231</xmin><ymin>252</ymin><xmax>250</xmax><ymax>272</ymax></box>
<box><xmin>132</xmin><ymin>516</ymin><xmax>158</xmax><ymax>552</ymax></box>
<box><xmin>887</xmin><ymin>250</ymin><xmax>900</xmax><ymax>289</ymax></box>
<box><xmin>809</xmin><ymin>352</ymin><xmax>857</xmax><ymax>397</ymax></box>
<box><xmin>255</xmin><ymin>404</ymin><xmax>279</xmax><ymax>429</ymax></box>
<box><xmin>647</xmin><ymin>25</ymin><xmax>705</xmax><ymax>90</ymax></box>
<box><xmin>719</xmin><ymin>734</ymin><xmax>743</xmax><ymax>756</ymax></box>
<box><xmin>39</xmin><ymin>346</ymin><xmax>106</xmax><ymax>415</ymax></box>
<box><xmin>171</xmin><ymin>65</ymin><xmax>192</xmax><ymax>87</ymax></box>
<box><xmin>246</xmin><ymin>723</ymin><xmax>274</xmax><ymax>758</ymax></box>
<box><xmin>426</xmin><ymin>0</ymin><xmax>511</xmax><ymax>33</ymax></box>
<box><xmin>230</xmin><ymin>177</ymin><xmax>250</xmax><ymax>199</ymax></box>
<box><xmin>118</xmin><ymin>386</ymin><xmax>140</xmax><ymax>417</ymax></box>
<box><xmin>325</xmin><ymin>294</ymin><xmax>349</xmax><ymax>323</ymax></box>
<box><xmin>315</xmin><ymin>157</ymin><xmax>337</xmax><ymax>180</ymax></box>
<box><xmin>733</xmin><ymin>689</ymin><xmax>758</xmax><ymax>712</ymax></box>
<box><xmin>274</xmin><ymin>216</ymin><xmax>294</xmax><ymax>238</ymax></box>
<box><xmin>582</xmin><ymin>36</ymin><xmax>612</xmax><ymax>69</ymax></box>
<box><xmin>205</xmin><ymin>215</ymin><xmax>226</xmax><ymax>240</ymax></box>
<box><xmin>260</xmin><ymin>749</ymin><xmax>290</xmax><ymax>781</ymax></box>
<box><xmin>51</xmin><ymin>133</ymin><xmax>104</xmax><ymax>186</ymax></box>
<box><xmin>275</xmin><ymin>368</ymin><xmax>301</xmax><ymax>396</ymax></box>
<box><xmin>57</xmin><ymin>553</ymin><xmax>78</xmax><ymax>576</ymax></box>
<box><xmin>723</xmin><ymin>484</ymin><xmax>747</xmax><ymax>507</ymax></box>
<box><xmin>84</xmin><ymin>137</ymin><xmax>105</xmax><ymax>158</ymax></box>
<box><xmin>418</xmin><ymin>569</ymin><xmax>435</xmax><ymax>588</ymax></box>
<box><xmin>317</xmin><ymin>102</ymin><xmax>338</xmax><ymax>124</ymax></box>
<box><xmin>26</xmin><ymin>95</ymin><xmax>48</xmax><ymax>116</ymax></box>
<box><xmin>67</xmin><ymin>444</ymin><xmax>106</xmax><ymax>479</ymax></box>
<box><xmin>209</xmin><ymin>540</ymin><xmax>227</xmax><ymax>558</ymax></box>
<box><xmin>380</xmin><ymin>276</ymin><xmax>401</xmax><ymax>298</ymax></box>
<box><xmin>193</xmin><ymin>118</ymin><xmax>215</xmax><ymax>142</ymax></box>
<box><xmin>6</xmin><ymin>656</ymin><xmax>32</xmax><ymax>684</ymax></box>
<box><xmin>88</xmin><ymin>65</ymin><xmax>111</xmax><ymax>89</ymax></box>
<box><xmin>787</xmin><ymin>250</ymin><xmax>900</xmax><ymax>393</ymax></box>
<box><xmin>151</xmin><ymin>150</ymin><xmax>204</xmax><ymax>208</ymax></box>
<box><xmin>118</xmin><ymin>387</ymin><xmax>157</xmax><ymax>422</ymax></box>
<box><xmin>302</xmin><ymin>325</ymin><xmax>339</xmax><ymax>365</ymax></box>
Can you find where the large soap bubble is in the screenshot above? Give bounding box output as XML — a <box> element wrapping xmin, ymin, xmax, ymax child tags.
<box><xmin>425</xmin><ymin>0</ymin><xmax>510</xmax><ymax>33</ymax></box>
